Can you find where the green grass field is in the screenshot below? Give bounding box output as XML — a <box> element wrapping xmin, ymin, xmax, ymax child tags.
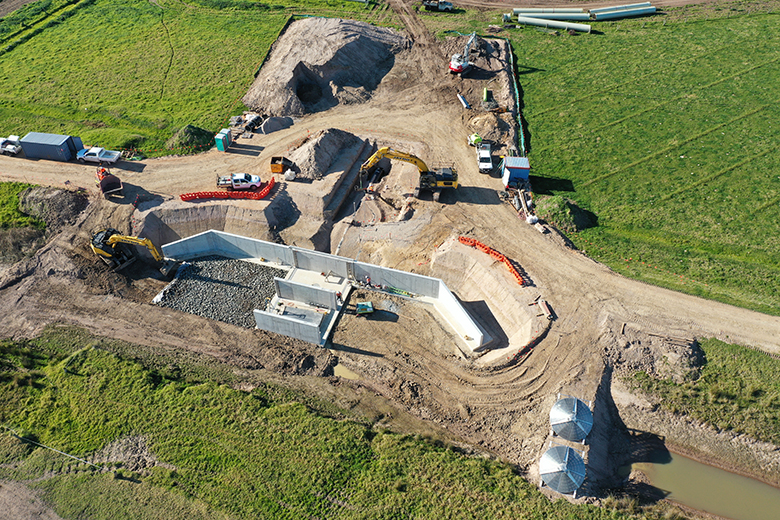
<box><xmin>0</xmin><ymin>0</ymin><xmax>393</xmax><ymax>154</ymax></box>
<box><xmin>0</xmin><ymin>326</ymin><xmax>682</xmax><ymax>520</ymax></box>
<box><xmin>631</xmin><ymin>338</ymin><xmax>780</xmax><ymax>444</ymax></box>
<box><xmin>504</xmin><ymin>4</ymin><xmax>780</xmax><ymax>315</ymax></box>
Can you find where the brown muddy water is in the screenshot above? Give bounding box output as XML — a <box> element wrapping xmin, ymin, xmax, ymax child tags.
<box><xmin>632</xmin><ymin>451</ymin><xmax>780</xmax><ymax>520</ymax></box>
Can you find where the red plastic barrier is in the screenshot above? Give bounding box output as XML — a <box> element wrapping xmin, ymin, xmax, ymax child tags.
<box><xmin>458</xmin><ymin>236</ymin><xmax>525</xmax><ymax>286</ymax></box>
<box><xmin>179</xmin><ymin>177</ymin><xmax>276</xmax><ymax>202</ymax></box>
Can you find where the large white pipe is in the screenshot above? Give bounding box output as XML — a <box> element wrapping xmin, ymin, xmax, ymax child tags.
<box><xmin>592</xmin><ymin>6</ymin><xmax>656</xmax><ymax>19</ymax></box>
<box><xmin>515</xmin><ymin>15</ymin><xmax>592</xmax><ymax>33</ymax></box>
<box><xmin>513</xmin><ymin>7</ymin><xmax>585</xmax><ymax>13</ymax></box>
<box><xmin>457</xmin><ymin>94</ymin><xmax>471</xmax><ymax>109</ymax></box>
<box><xmin>514</xmin><ymin>12</ymin><xmax>592</xmax><ymax>21</ymax></box>
<box><xmin>590</xmin><ymin>2</ymin><xmax>652</xmax><ymax>14</ymax></box>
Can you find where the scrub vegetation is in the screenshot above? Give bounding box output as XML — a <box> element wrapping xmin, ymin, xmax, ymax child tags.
<box><xmin>631</xmin><ymin>338</ymin><xmax>780</xmax><ymax>444</ymax></box>
<box><xmin>0</xmin><ymin>326</ymin><xmax>681</xmax><ymax>520</ymax></box>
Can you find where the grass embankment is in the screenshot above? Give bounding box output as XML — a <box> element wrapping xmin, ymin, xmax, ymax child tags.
<box><xmin>0</xmin><ymin>0</ymin><xmax>393</xmax><ymax>155</ymax></box>
<box><xmin>0</xmin><ymin>326</ymin><xmax>677</xmax><ymax>519</ymax></box>
<box><xmin>424</xmin><ymin>2</ymin><xmax>780</xmax><ymax>315</ymax></box>
<box><xmin>631</xmin><ymin>338</ymin><xmax>780</xmax><ymax>444</ymax></box>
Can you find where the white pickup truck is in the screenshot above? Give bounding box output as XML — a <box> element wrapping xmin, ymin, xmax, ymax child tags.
<box><xmin>477</xmin><ymin>143</ymin><xmax>493</xmax><ymax>173</ymax></box>
<box><xmin>77</xmin><ymin>146</ymin><xmax>122</xmax><ymax>164</ymax></box>
<box><xmin>0</xmin><ymin>135</ymin><xmax>22</xmax><ymax>156</ymax></box>
<box><xmin>422</xmin><ymin>0</ymin><xmax>453</xmax><ymax>11</ymax></box>
<box><xmin>216</xmin><ymin>173</ymin><xmax>263</xmax><ymax>191</ymax></box>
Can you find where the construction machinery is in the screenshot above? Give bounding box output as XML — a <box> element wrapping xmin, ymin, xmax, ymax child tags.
<box><xmin>95</xmin><ymin>167</ymin><xmax>124</xmax><ymax>198</ymax></box>
<box><xmin>449</xmin><ymin>32</ymin><xmax>476</xmax><ymax>75</ymax></box>
<box><xmin>90</xmin><ymin>228</ymin><xmax>177</xmax><ymax>277</ymax></box>
<box><xmin>359</xmin><ymin>146</ymin><xmax>458</xmax><ymax>201</ymax></box>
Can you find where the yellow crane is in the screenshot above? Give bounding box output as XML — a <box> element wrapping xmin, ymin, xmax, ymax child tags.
<box><xmin>359</xmin><ymin>147</ymin><xmax>458</xmax><ymax>201</ymax></box>
<box><xmin>90</xmin><ymin>228</ymin><xmax>177</xmax><ymax>276</ymax></box>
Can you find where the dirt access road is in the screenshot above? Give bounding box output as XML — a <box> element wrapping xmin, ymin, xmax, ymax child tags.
<box><xmin>1</xmin><ymin>0</ymin><xmax>780</xmax><ymax>507</ymax></box>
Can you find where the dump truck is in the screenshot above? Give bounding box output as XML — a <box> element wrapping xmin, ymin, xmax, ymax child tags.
<box><xmin>77</xmin><ymin>146</ymin><xmax>121</xmax><ymax>164</ymax></box>
<box><xmin>216</xmin><ymin>172</ymin><xmax>263</xmax><ymax>191</ymax></box>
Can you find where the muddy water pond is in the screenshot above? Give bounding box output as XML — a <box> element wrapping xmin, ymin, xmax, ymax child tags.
<box><xmin>632</xmin><ymin>451</ymin><xmax>780</xmax><ymax>520</ymax></box>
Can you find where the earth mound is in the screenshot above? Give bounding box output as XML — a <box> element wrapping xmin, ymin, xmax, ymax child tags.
<box><xmin>243</xmin><ymin>17</ymin><xmax>409</xmax><ymax>116</ymax></box>
<box><xmin>287</xmin><ymin>128</ymin><xmax>364</xmax><ymax>181</ymax></box>
<box><xmin>165</xmin><ymin>124</ymin><xmax>213</xmax><ymax>150</ymax></box>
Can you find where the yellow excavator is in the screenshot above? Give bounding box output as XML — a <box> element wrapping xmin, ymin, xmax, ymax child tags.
<box><xmin>90</xmin><ymin>228</ymin><xmax>177</xmax><ymax>277</ymax></box>
<box><xmin>359</xmin><ymin>146</ymin><xmax>458</xmax><ymax>202</ymax></box>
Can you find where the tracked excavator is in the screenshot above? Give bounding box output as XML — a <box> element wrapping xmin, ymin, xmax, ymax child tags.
<box><xmin>449</xmin><ymin>31</ymin><xmax>477</xmax><ymax>75</ymax></box>
<box><xmin>359</xmin><ymin>147</ymin><xmax>458</xmax><ymax>202</ymax></box>
<box><xmin>90</xmin><ymin>228</ymin><xmax>178</xmax><ymax>277</ymax></box>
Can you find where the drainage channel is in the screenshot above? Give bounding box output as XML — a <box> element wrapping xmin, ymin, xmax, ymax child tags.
<box><xmin>630</xmin><ymin>451</ymin><xmax>780</xmax><ymax>520</ymax></box>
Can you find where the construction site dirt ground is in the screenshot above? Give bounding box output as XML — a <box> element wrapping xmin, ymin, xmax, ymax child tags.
<box><xmin>2</xmin><ymin>7</ymin><xmax>780</xmax><ymax>515</ymax></box>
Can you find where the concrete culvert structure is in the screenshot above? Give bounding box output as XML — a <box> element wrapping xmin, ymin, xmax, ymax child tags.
<box><xmin>550</xmin><ymin>396</ymin><xmax>593</xmax><ymax>442</ymax></box>
<box><xmin>243</xmin><ymin>18</ymin><xmax>408</xmax><ymax>116</ymax></box>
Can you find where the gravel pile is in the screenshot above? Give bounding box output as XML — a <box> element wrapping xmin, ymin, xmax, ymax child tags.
<box><xmin>156</xmin><ymin>255</ymin><xmax>287</xmax><ymax>328</ymax></box>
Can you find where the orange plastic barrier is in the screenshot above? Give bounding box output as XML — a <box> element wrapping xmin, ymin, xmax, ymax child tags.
<box><xmin>180</xmin><ymin>177</ymin><xmax>276</xmax><ymax>202</ymax></box>
<box><xmin>458</xmin><ymin>236</ymin><xmax>525</xmax><ymax>286</ymax></box>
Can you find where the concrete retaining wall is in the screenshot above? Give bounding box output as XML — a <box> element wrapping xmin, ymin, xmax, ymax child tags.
<box><xmin>353</xmin><ymin>261</ymin><xmax>440</xmax><ymax>298</ymax></box>
<box><xmin>292</xmin><ymin>248</ymin><xmax>351</xmax><ymax>278</ymax></box>
<box><xmin>435</xmin><ymin>281</ymin><xmax>484</xmax><ymax>346</ymax></box>
<box><xmin>253</xmin><ymin>309</ymin><xmax>321</xmax><ymax>344</ymax></box>
<box><xmin>275</xmin><ymin>278</ymin><xmax>337</xmax><ymax>309</ymax></box>
<box><xmin>162</xmin><ymin>230</ymin><xmax>485</xmax><ymax>350</ymax></box>
<box><xmin>163</xmin><ymin>230</ymin><xmax>295</xmax><ymax>265</ymax></box>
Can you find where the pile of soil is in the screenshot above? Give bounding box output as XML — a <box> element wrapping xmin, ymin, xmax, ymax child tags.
<box><xmin>243</xmin><ymin>17</ymin><xmax>409</xmax><ymax>116</ymax></box>
<box><xmin>287</xmin><ymin>128</ymin><xmax>363</xmax><ymax>181</ymax></box>
<box><xmin>165</xmin><ymin>124</ymin><xmax>213</xmax><ymax>150</ymax></box>
<box><xmin>18</xmin><ymin>186</ymin><xmax>90</xmax><ymax>233</ymax></box>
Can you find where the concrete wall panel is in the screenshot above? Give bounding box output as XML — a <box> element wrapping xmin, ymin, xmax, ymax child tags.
<box><xmin>435</xmin><ymin>281</ymin><xmax>483</xmax><ymax>347</ymax></box>
<box><xmin>253</xmin><ymin>310</ymin><xmax>321</xmax><ymax>344</ymax></box>
<box><xmin>162</xmin><ymin>230</ymin><xmax>218</xmax><ymax>259</ymax></box>
<box><xmin>293</xmin><ymin>248</ymin><xmax>350</xmax><ymax>278</ymax></box>
<box><xmin>275</xmin><ymin>278</ymin><xmax>337</xmax><ymax>309</ymax></box>
<box><xmin>352</xmin><ymin>262</ymin><xmax>440</xmax><ymax>298</ymax></box>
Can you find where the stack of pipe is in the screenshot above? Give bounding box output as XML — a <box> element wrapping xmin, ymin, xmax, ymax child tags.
<box><xmin>590</xmin><ymin>2</ymin><xmax>656</xmax><ymax>20</ymax></box>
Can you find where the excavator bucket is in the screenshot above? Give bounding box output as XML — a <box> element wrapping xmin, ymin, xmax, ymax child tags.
<box><xmin>159</xmin><ymin>259</ymin><xmax>179</xmax><ymax>278</ymax></box>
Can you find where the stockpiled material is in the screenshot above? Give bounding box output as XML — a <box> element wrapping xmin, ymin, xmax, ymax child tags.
<box><xmin>156</xmin><ymin>255</ymin><xmax>287</xmax><ymax>328</ymax></box>
<box><xmin>243</xmin><ymin>17</ymin><xmax>408</xmax><ymax>116</ymax></box>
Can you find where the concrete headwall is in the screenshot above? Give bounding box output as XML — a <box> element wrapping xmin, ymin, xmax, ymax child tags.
<box><xmin>275</xmin><ymin>278</ymin><xmax>337</xmax><ymax>309</ymax></box>
<box><xmin>253</xmin><ymin>309</ymin><xmax>321</xmax><ymax>344</ymax></box>
<box><xmin>435</xmin><ymin>281</ymin><xmax>484</xmax><ymax>346</ymax></box>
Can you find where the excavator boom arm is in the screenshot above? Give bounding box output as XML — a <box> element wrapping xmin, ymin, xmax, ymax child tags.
<box><xmin>106</xmin><ymin>235</ymin><xmax>163</xmax><ymax>261</ymax></box>
<box><xmin>360</xmin><ymin>146</ymin><xmax>430</xmax><ymax>175</ymax></box>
